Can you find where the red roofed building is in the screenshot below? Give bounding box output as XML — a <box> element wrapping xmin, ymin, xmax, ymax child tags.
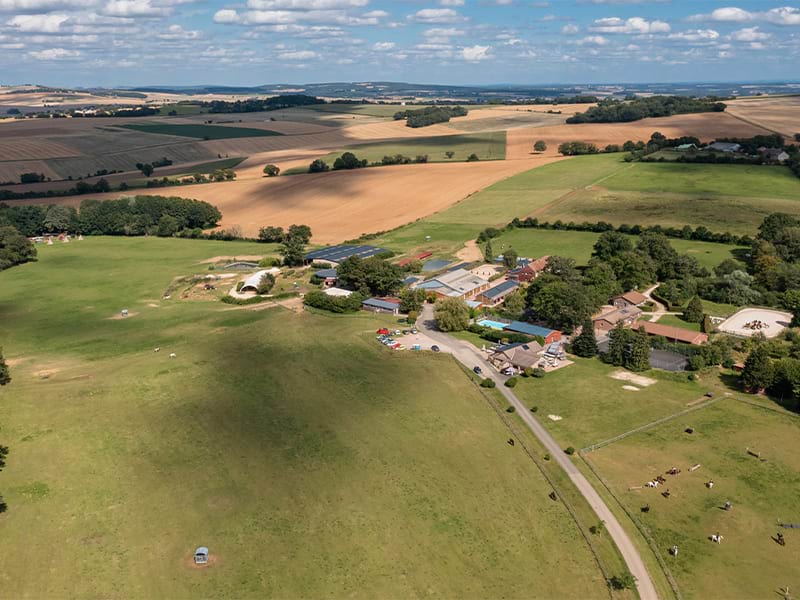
<box><xmin>611</xmin><ymin>291</ymin><xmax>648</xmax><ymax>309</ymax></box>
<box><xmin>633</xmin><ymin>321</ymin><xmax>708</xmax><ymax>345</ymax></box>
<box><xmin>508</xmin><ymin>255</ymin><xmax>549</xmax><ymax>283</ymax></box>
<box><xmin>397</xmin><ymin>251</ymin><xmax>433</xmax><ymax>267</ymax></box>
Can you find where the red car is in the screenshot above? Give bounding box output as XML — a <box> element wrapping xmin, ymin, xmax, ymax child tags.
<box><xmin>376</xmin><ymin>328</ymin><xmax>390</xmax><ymax>335</ymax></box>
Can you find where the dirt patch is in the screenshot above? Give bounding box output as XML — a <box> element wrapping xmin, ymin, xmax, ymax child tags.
<box><xmin>107</xmin><ymin>311</ymin><xmax>138</xmax><ymax>320</ymax></box>
<box><xmin>5</xmin><ymin>357</ymin><xmax>29</xmax><ymax>367</ymax></box>
<box><xmin>610</xmin><ymin>370</ymin><xmax>657</xmax><ymax>387</ymax></box>
<box><xmin>34</xmin><ymin>369</ymin><xmax>59</xmax><ymax>380</ymax></box>
<box><xmin>198</xmin><ymin>255</ymin><xmax>264</xmax><ymax>265</ymax></box>
<box><xmin>622</xmin><ymin>385</ymin><xmax>640</xmax><ymax>392</ymax></box>
<box><xmin>456</xmin><ymin>240</ymin><xmax>483</xmax><ymax>262</ymax></box>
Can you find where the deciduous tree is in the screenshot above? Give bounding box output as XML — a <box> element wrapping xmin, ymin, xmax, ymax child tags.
<box><xmin>434</xmin><ymin>298</ymin><xmax>470</xmax><ymax>332</ymax></box>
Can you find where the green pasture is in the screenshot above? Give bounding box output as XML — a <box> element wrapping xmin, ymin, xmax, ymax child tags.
<box><xmin>587</xmin><ymin>399</ymin><xmax>800</xmax><ymax>599</ymax></box>
<box><xmin>119</xmin><ymin>123</ymin><xmax>283</xmax><ymax>140</ymax></box>
<box><xmin>653</xmin><ymin>314</ymin><xmax>703</xmax><ymax>332</ymax></box>
<box><xmin>0</xmin><ymin>237</ymin><xmax>606</xmax><ymax>598</ymax></box>
<box><xmin>157</xmin><ymin>104</ymin><xmax>207</xmax><ymax>116</ymax></box>
<box><xmin>290</xmin><ymin>131</ymin><xmax>506</xmax><ymax>172</ymax></box>
<box><xmin>511</xmin><ymin>359</ymin><xmax>706</xmax><ymax>450</ymax></box>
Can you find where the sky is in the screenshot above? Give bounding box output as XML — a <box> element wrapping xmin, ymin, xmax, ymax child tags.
<box><xmin>0</xmin><ymin>0</ymin><xmax>799</xmax><ymax>87</ymax></box>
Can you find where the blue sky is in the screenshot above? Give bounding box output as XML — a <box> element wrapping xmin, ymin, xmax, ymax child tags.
<box><xmin>0</xmin><ymin>0</ymin><xmax>798</xmax><ymax>87</ymax></box>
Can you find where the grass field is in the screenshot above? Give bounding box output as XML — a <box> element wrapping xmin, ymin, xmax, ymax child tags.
<box><xmin>0</xmin><ymin>237</ymin><xmax>608</xmax><ymax>598</ymax></box>
<box><xmin>535</xmin><ymin>162</ymin><xmax>800</xmax><ymax>235</ymax></box>
<box><xmin>285</xmin><ymin>131</ymin><xmax>506</xmax><ymax>173</ymax></box>
<box><xmin>586</xmin><ymin>399</ymin><xmax>800</xmax><ymax>599</ymax></box>
<box><xmin>119</xmin><ymin>123</ymin><xmax>284</xmax><ymax>139</ymax></box>
<box><xmin>653</xmin><ymin>314</ymin><xmax>703</xmax><ymax>332</ymax></box>
<box><xmin>157</xmin><ymin>104</ymin><xmax>207</xmax><ymax>116</ymax></box>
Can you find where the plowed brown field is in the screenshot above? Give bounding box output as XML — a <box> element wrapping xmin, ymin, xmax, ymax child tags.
<box><xmin>726</xmin><ymin>96</ymin><xmax>800</xmax><ymax>138</ymax></box>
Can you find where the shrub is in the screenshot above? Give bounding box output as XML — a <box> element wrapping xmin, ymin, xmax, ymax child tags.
<box><xmin>504</xmin><ymin>377</ymin><xmax>518</xmax><ymax>388</ymax></box>
<box><xmin>530</xmin><ymin>405</ymin><xmax>539</xmax><ymax>413</ymax></box>
<box><xmin>466</xmin><ymin>153</ymin><xmax>480</xmax><ymax>162</ymax></box>
<box><xmin>532</xmin><ymin>368</ymin><xmax>546</xmax><ymax>378</ymax></box>
<box><xmin>303</xmin><ymin>290</ymin><xmax>363</xmax><ymax>313</ymax></box>
<box><xmin>505</xmin><ymin>406</ymin><xmax>516</xmax><ymax>413</ymax></box>
<box><xmin>263</xmin><ymin>164</ymin><xmax>280</xmax><ymax>177</ymax></box>
<box><xmin>543</xmin><ymin>452</ymin><xmax>550</xmax><ymax>461</ymax></box>
<box><xmin>608</xmin><ymin>573</ymin><xmax>636</xmax><ymax>591</ymax></box>
<box><xmin>564</xmin><ymin>446</ymin><xmax>575</xmax><ymax>455</ymax></box>
<box><xmin>480</xmin><ymin>378</ymin><xmax>496</xmax><ymax>388</ymax></box>
<box><xmin>308</xmin><ymin>159</ymin><xmax>330</xmax><ymax>173</ymax></box>
<box><xmin>259</xmin><ymin>257</ymin><xmax>281</xmax><ymax>267</ymax></box>
<box><xmin>221</xmin><ymin>295</ymin><xmax>269</xmax><ymax>305</ymax></box>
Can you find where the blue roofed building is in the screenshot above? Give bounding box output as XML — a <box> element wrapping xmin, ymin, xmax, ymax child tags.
<box><xmin>504</xmin><ymin>321</ymin><xmax>562</xmax><ymax>345</ymax></box>
<box><xmin>362</xmin><ymin>297</ymin><xmax>402</xmax><ymax>315</ymax></box>
<box><xmin>304</xmin><ymin>245</ymin><xmax>389</xmax><ymax>266</ymax></box>
<box><xmin>476</xmin><ymin>280</ymin><xmax>519</xmax><ymax>307</ymax></box>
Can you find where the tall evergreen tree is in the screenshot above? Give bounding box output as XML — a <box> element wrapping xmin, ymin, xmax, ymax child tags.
<box><xmin>484</xmin><ymin>239</ymin><xmax>494</xmax><ymax>263</ymax></box>
<box><xmin>741</xmin><ymin>345</ymin><xmax>775</xmax><ymax>392</ymax></box>
<box><xmin>683</xmin><ymin>295</ymin><xmax>704</xmax><ymax>323</ymax></box>
<box><xmin>627</xmin><ymin>328</ymin><xmax>651</xmax><ymax>372</ymax></box>
<box><xmin>605</xmin><ymin>322</ymin><xmax>626</xmax><ymax>366</ymax></box>
<box><xmin>572</xmin><ymin>320</ymin><xmax>598</xmax><ymax>358</ymax></box>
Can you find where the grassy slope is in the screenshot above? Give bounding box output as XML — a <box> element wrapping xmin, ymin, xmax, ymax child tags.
<box><xmin>588</xmin><ymin>399</ymin><xmax>800</xmax><ymax>599</ymax></box>
<box><xmin>0</xmin><ymin>238</ymin><xmax>606</xmax><ymax>598</ymax></box>
<box><xmin>539</xmin><ymin>163</ymin><xmax>800</xmax><ymax>235</ymax></box>
<box><xmin>119</xmin><ymin>123</ymin><xmax>283</xmax><ymax>139</ymax></box>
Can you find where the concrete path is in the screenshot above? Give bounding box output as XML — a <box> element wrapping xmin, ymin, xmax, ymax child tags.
<box><xmin>417</xmin><ymin>305</ymin><xmax>659</xmax><ymax>600</ymax></box>
<box><xmin>642</xmin><ymin>283</ymin><xmax>680</xmax><ymax>323</ymax></box>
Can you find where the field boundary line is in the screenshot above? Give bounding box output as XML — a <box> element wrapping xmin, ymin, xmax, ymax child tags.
<box><xmin>580</xmin><ymin>454</ymin><xmax>682</xmax><ymax>600</ymax></box>
<box><xmin>731</xmin><ymin>395</ymin><xmax>800</xmax><ymax>419</ymax></box>
<box><xmin>724</xmin><ymin>110</ymin><xmax>788</xmax><ymax>138</ymax></box>
<box><xmin>458</xmin><ymin>362</ymin><xmax>614</xmax><ymax>598</ymax></box>
<box><xmin>582</xmin><ymin>396</ymin><xmax>726</xmax><ymax>453</ymax></box>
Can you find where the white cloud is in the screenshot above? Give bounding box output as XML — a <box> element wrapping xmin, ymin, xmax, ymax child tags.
<box><xmin>7</xmin><ymin>12</ymin><xmax>68</xmax><ymax>31</ymax></box>
<box><xmin>667</xmin><ymin>29</ymin><xmax>719</xmax><ymax>42</ymax></box>
<box><xmin>690</xmin><ymin>6</ymin><xmax>800</xmax><ymax>26</ymax></box>
<box><xmin>461</xmin><ymin>43</ymin><xmax>490</xmax><ymax>61</ymax></box>
<box><xmin>372</xmin><ymin>41</ymin><xmax>394</xmax><ymax>50</ymax></box>
<box><xmin>589</xmin><ymin>16</ymin><xmax>670</xmax><ymax>34</ymax></box>
<box><xmin>561</xmin><ymin>23</ymin><xmax>578</xmax><ymax>34</ymax></box>
<box><xmin>730</xmin><ymin>27</ymin><xmax>770</xmax><ymax>42</ymax></box>
<box><xmin>408</xmin><ymin>8</ymin><xmax>465</xmax><ymax>24</ymax></box>
<box><xmin>158</xmin><ymin>23</ymin><xmax>200</xmax><ymax>39</ymax></box>
<box><xmin>27</xmin><ymin>46</ymin><xmax>79</xmax><ymax>59</ymax></box>
<box><xmin>213</xmin><ymin>8</ymin><xmax>238</xmax><ymax>23</ymax></box>
<box><xmin>246</xmin><ymin>0</ymin><xmax>366</xmax><ymax>9</ymax></box>
<box><xmin>578</xmin><ymin>35</ymin><xmax>608</xmax><ymax>45</ymax></box>
<box><xmin>0</xmin><ymin>0</ymin><xmax>94</xmax><ymax>12</ymax></box>
<box><xmin>440</xmin><ymin>0</ymin><xmax>463</xmax><ymax>5</ymax></box>
<box><xmin>104</xmin><ymin>0</ymin><xmax>170</xmax><ymax>17</ymax></box>
<box><xmin>278</xmin><ymin>49</ymin><xmax>317</xmax><ymax>59</ymax></box>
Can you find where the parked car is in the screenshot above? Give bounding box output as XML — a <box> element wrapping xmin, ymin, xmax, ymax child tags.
<box><xmin>431</xmin><ymin>345</ymin><xmax>440</xmax><ymax>352</ymax></box>
<box><xmin>411</xmin><ymin>328</ymin><xmax>418</xmax><ymax>334</ymax></box>
<box><xmin>473</xmin><ymin>366</ymin><xmax>482</xmax><ymax>375</ymax></box>
<box><xmin>501</xmin><ymin>368</ymin><xmax>514</xmax><ymax>376</ymax></box>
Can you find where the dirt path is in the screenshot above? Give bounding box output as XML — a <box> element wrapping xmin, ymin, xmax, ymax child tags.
<box><xmin>456</xmin><ymin>240</ymin><xmax>483</xmax><ymax>262</ymax></box>
<box><xmin>417</xmin><ymin>305</ymin><xmax>659</xmax><ymax>600</ymax></box>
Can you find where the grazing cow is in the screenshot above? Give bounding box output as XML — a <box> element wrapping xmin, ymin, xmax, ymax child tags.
<box><xmin>641</xmin><ymin>504</ymin><xmax>650</xmax><ymax>514</ymax></box>
<box><xmin>706</xmin><ymin>480</ymin><xmax>714</xmax><ymax>489</ymax></box>
<box><xmin>169</xmin><ymin>353</ymin><xmax>177</xmax><ymax>358</ymax></box>
<box><xmin>724</xmin><ymin>501</ymin><xmax>732</xmax><ymax>511</ymax></box>
<box><xmin>507</xmin><ymin>438</ymin><xmax>515</xmax><ymax>447</ymax></box>
<box><xmin>154</xmin><ymin>347</ymin><xmax>160</xmax><ymax>353</ymax></box>
<box><xmin>710</xmin><ymin>533</ymin><xmax>723</xmax><ymax>544</ymax></box>
<box><xmin>669</xmin><ymin>545</ymin><xmax>678</xmax><ymax>557</ymax></box>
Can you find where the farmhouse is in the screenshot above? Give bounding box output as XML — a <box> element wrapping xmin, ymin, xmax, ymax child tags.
<box><xmin>676</xmin><ymin>143</ymin><xmax>697</xmax><ymax>151</ymax></box>
<box><xmin>759</xmin><ymin>147</ymin><xmax>790</xmax><ymax>163</ymax></box>
<box><xmin>708</xmin><ymin>142</ymin><xmax>741</xmax><ymax>153</ymax></box>
<box><xmin>362</xmin><ymin>297</ymin><xmax>401</xmax><ymax>315</ymax></box>
<box><xmin>508</xmin><ymin>256</ymin><xmax>549</xmax><ymax>283</ymax></box>
<box><xmin>415</xmin><ymin>268</ymin><xmax>491</xmax><ymax>300</ymax></box>
<box><xmin>593</xmin><ymin>306</ymin><xmax>642</xmax><ymax>332</ymax></box>
<box><xmin>489</xmin><ymin>342</ymin><xmax>544</xmax><ymax>372</ymax></box>
<box><xmin>303</xmin><ymin>245</ymin><xmax>389</xmax><ymax>266</ymax></box>
<box><xmin>611</xmin><ymin>291</ymin><xmax>648</xmax><ymax>309</ymax></box>
<box><xmin>476</xmin><ymin>280</ymin><xmax>519</xmax><ymax>306</ymax></box>
<box><xmin>633</xmin><ymin>321</ymin><xmax>708</xmax><ymax>345</ymax></box>
<box><xmin>504</xmin><ymin>321</ymin><xmax>562</xmax><ymax>345</ymax></box>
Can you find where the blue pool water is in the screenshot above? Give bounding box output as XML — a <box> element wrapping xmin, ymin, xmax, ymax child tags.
<box><xmin>478</xmin><ymin>319</ymin><xmax>508</xmax><ymax>330</ymax></box>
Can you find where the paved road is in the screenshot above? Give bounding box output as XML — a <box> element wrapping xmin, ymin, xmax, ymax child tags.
<box><xmin>417</xmin><ymin>305</ymin><xmax>659</xmax><ymax>600</ymax></box>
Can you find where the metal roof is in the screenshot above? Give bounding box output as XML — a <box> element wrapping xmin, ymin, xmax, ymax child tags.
<box><xmin>304</xmin><ymin>245</ymin><xmax>388</xmax><ymax>263</ymax></box>
<box><xmin>482</xmin><ymin>280</ymin><xmax>519</xmax><ymax>299</ymax></box>
<box><xmin>363</xmin><ymin>297</ymin><xmax>401</xmax><ymax>310</ymax></box>
<box><xmin>505</xmin><ymin>321</ymin><xmax>558</xmax><ymax>338</ymax></box>
<box><xmin>315</xmin><ymin>268</ymin><xmax>338</xmax><ymax>278</ymax></box>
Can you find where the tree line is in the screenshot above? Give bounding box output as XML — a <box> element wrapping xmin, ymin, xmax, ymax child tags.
<box><xmin>204</xmin><ymin>94</ymin><xmax>323</xmax><ymax>114</ymax></box>
<box><xmin>566</xmin><ymin>95</ymin><xmax>726</xmax><ymax>124</ymax></box>
<box><xmin>0</xmin><ymin>196</ymin><xmax>221</xmax><ymax>237</ymax></box>
<box><xmin>393</xmin><ymin>105</ymin><xmax>468</xmax><ymax>128</ymax></box>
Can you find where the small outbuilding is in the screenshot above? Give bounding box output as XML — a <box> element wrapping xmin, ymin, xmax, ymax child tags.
<box><xmin>194</xmin><ymin>547</ymin><xmax>209</xmax><ymax>565</ymax></box>
<box><xmin>362</xmin><ymin>297</ymin><xmax>402</xmax><ymax>315</ymax></box>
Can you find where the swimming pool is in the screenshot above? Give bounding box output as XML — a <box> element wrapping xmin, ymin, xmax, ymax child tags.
<box><xmin>477</xmin><ymin>319</ymin><xmax>508</xmax><ymax>330</ymax></box>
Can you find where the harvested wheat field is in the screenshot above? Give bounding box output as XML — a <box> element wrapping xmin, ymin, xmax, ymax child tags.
<box><xmin>505</xmin><ymin>112</ymin><xmax>772</xmax><ymax>159</ymax></box>
<box><xmin>23</xmin><ymin>157</ymin><xmax>560</xmax><ymax>243</ymax></box>
<box><xmin>726</xmin><ymin>96</ymin><xmax>800</xmax><ymax>138</ymax></box>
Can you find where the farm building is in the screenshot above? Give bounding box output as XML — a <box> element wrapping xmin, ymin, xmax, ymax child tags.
<box><xmin>397</xmin><ymin>251</ymin><xmax>433</xmax><ymax>267</ymax></box>
<box><xmin>323</xmin><ymin>287</ymin><xmax>353</xmax><ymax>297</ymax></box>
<box><xmin>633</xmin><ymin>321</ymin><xmax>708</xmax><ymax>345</ymax></box>
<box><xmin>362</xmin><ymin>297</ymin><xmax>402</xmax><ymax>315</ymax></box>
<box><xmin>611</xmin><ymin>291</ymin><xmax>648</xmax><ymax>309</ymax></box>
<box><xmin>708</xmin><ymin>142</ymin><xmax>741</xmax><ymax>153</ymax></box>
<box><xmin>759</xmin><ymin>148</ymin><xmax>790</xmax><ymax>163</ymax></box>
<box><xmin>504</xmin><ymin>321</ymin><xmax>562</xmax><ymax>345</ymax></box>
<box><xmin>489</xmin><ymin>342</ymin><xmax>544</xmax><ymax>371</ymax></box>
<box><xmin>239</xmin><ymin>269</ymin><xmax>276</xmax><ymax>293</ymax></box>
<box><xmin>675</xmin><ymin>143</ymin><xmax>697</xmax><ymax>151</ymax></box>
<box><xmin>508</xmin><ymin>256</ymin><xmax>549</xmax><ymax>283</ymax></box>
<box><xmin>223</xmin><ymin>261</ymin><xmax>259</xmax><ymax>270</ymax></box>
<box><xmin>314</xmin><ymin>268</ymin><xmax>338</xmax><ymax>287</ymax></box>
<box><xmin>303</xmin><ymin>245</ymin><xmax>389</xmax><ymax>266</ymax></box>
<box><xmin>415</xmin><ymin>268</ymin><xmax>491</xmax><ymax>300</ymax></box>
<box><xmin>476</xmin><ymin>280</ymin><xmax>519</xmax><ymax>306</ymax></box>
<box><xmin>593</xmin><ymin>306</ymin><xmax>642</xmax><ymax>332</ymax></box>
